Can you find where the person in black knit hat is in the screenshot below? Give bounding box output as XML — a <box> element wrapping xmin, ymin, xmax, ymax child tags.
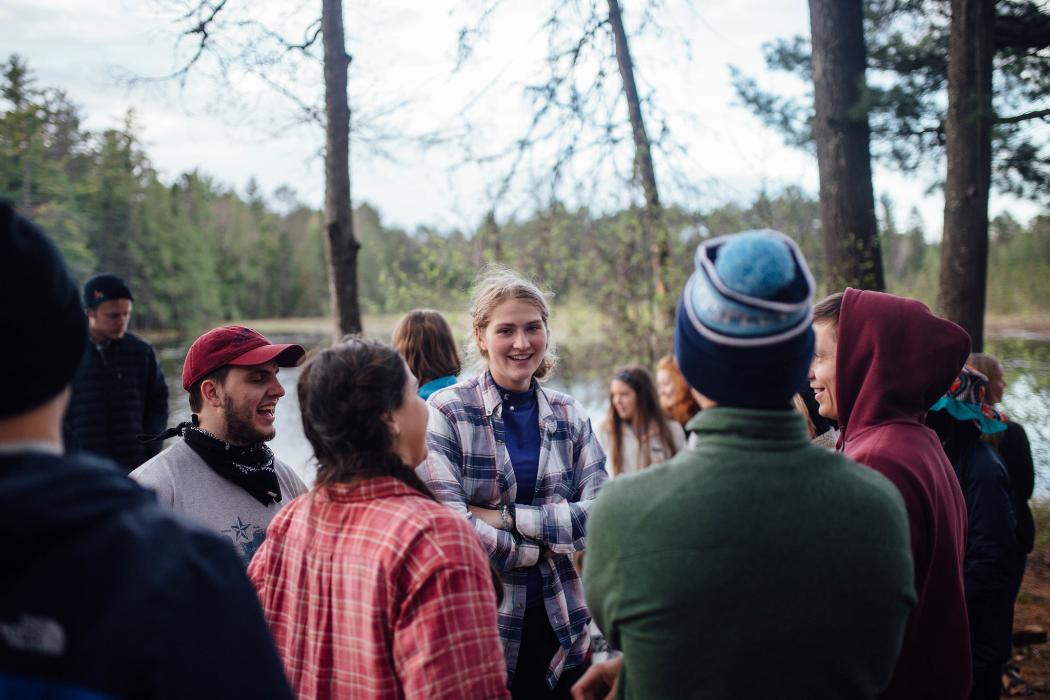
<box><xmin>63</xmin><ymin>272</ymin><xmax>169</xmax><ymax>471</ymax></box>
<box><xmin>0</xmin><ymin>201</ymin><xmax>293</xmax><ymax>699</ymax></box>
<box><xmin>576</xmin><ymin>230</ymin><xmax>915</xmax><ymax>700</ymax></box>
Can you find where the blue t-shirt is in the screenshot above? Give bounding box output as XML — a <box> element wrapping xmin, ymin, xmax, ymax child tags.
<box><xmin>419</xmin><ymin>375</ymin><xmax>457</xmax><ymax>400</ymax></box>
<box><xmin>495</xmin><ymin>380</ymin><xmax>544</xmax><ymax>607</ymax></box>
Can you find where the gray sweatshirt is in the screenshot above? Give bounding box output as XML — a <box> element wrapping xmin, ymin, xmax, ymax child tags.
<box><xmin>130</xmin><ymin>439</ymin><xmax>308</xmax><ymax>565</ymax></box>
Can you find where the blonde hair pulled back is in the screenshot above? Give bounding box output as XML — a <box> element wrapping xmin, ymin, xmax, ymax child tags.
<box><xmin>467</xmin><ymin>265</ymin><xmax>557</xmax><ymax>382</ymax></box>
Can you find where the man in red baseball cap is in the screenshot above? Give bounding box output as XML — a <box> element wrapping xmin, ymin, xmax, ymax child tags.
<box><xmin>131</xmin><ymin>326</ymin><xmax>309</xmax><ymax>565</ymax></box>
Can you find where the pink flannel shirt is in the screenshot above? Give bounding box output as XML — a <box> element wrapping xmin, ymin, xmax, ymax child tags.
<box><xmin>248</xmin><ymin>476</ymin><xmax>509</xmax><ymax>699</ymax></box>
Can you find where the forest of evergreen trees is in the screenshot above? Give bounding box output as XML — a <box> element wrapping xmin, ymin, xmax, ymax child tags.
<box><xmin>4</xmin><ymin>55</ymin><xmax>1049</xmax><ymax>337</ymax></box>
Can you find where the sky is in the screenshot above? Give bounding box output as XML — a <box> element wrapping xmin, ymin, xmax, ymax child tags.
<box><xmin>0</xmin><ymin>0</ymin><xmax>1039</xmax><ymax>237</ymax></box>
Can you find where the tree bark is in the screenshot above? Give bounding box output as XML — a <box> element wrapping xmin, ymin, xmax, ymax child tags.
<box><xmin>808</xmin><ymin>0</ymin><xmax>885</xmax><ymax>292</ymax></box>
<box><xmin>940</xmin><ymin>0</ymin><xmax>995</xmax><ymax>351</ymax></box>
<box><xmin>607</xmin><ymin>0</ymin><xmax>671</xmax><ymax>357</ymax></box>
<box><xmin>321</xmin><ymin>0</ymin><xmax>361</xmax><ymax>337</ymax></box>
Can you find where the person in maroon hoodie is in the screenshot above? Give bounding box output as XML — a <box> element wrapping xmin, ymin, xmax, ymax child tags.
<box><xmin>809</xmin><ymin>288</ymin><xmax>972</xmax><ymax>700</ymax></box>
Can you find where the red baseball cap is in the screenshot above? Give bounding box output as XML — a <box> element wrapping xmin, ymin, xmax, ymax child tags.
<box><xmin>182</xmin><ymin>325</ymin><xmax>306</xmax><ymax>390</ymax></box>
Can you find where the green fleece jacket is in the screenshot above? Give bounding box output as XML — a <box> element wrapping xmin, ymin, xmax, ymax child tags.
<box><xmin>584</xmin><ymin>408</ymin><xmax>916</xmax><ymax>700</ymax></box>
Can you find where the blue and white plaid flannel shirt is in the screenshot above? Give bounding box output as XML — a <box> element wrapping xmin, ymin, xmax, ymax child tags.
<box><xmin>418</xmin><ymin>371</ymin><xmax>608</xmax><ymax>688</ymax></box>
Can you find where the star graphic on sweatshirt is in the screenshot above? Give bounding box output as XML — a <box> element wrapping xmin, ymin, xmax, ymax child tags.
<box><xmin>228</xmin><ymin>517</ymin><xmax>251</xmax><ymax>541</ymax></box>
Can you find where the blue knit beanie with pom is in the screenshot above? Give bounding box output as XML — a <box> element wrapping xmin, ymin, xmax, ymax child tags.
<box><xmin>674</xmin><ymin>229</ymin><xmax>815</xmax><ymax>409</ymax></box>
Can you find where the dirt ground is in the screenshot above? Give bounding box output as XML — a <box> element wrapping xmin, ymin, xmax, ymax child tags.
<box><xmin>1011</xmin><ymin>514</ymin><xmax>1050</xmax><ymax>696</ymax></box>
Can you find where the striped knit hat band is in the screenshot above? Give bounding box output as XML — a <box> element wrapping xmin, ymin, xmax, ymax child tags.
<box><xmin>681</xmin><ymin>230</ymin><xmax>815</xmax><ymax>346</ymax></box>
<box><xmin>674</xmin><ymin>230</ymin><xmax>816</xmax><ymax>409</ymax></box>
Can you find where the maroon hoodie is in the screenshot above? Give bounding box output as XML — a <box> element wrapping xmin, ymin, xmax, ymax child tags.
<box><xmin>837</xmin><ymin>289</ymin><xmax>971</xmax><ymax>700</ymax></box>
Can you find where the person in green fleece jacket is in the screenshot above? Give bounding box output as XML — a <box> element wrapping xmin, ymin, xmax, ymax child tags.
<box><xmin>574</xmin><ymin>230</ymin><xmax>917</xmax><ymax>700</ymax></box>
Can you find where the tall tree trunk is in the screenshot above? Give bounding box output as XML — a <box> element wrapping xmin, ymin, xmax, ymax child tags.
<box><xmin>607</xmin><ymin>0</ymin><xmax>671</xmax><ymax>359</ymax></box>
<box><xmin>321</xmin><ymin>0</ymin><xmax>362</xmax><ymax>337</ymax></box>
<box><xmin>940</xmin><ymin>0</ymin><xmax>994</xmax><ymax>351</ymax></box>
<box><xmin>808</xmin><ymin>0</ymin><xmax>885</xmax><ymax>292</ymax></box>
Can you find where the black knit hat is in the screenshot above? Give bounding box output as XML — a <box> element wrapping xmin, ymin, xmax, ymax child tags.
<box><xmin>84</xmin><ymin>273</ymin><xmax>134</xmax><ymax>308</ymax></box>
<box><xmin>674</xmin><ymin>230</ymin><xmax>815</xmax><ymax>409</ymax></box>
<box><xmin>0</xmin><ymin>201</ymin><xmax>88</xmax><ymax>418</ymax></box>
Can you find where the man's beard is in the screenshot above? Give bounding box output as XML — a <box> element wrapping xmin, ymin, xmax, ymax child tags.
<box><xmin>221</xmin><ymin>394</ymin><xmax>276</xmax><ymax>446</ymax></box>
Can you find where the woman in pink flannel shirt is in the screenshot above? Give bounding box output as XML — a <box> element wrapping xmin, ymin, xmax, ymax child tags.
<box><xmin>418</xmin><ymin>267</ymin><xmax>609</xmax><ymax>699</ymax></box>
<box><xmin>248</xmin><ymin>337</ymin><xmax>509</xmax><ymax>699</ymax></box>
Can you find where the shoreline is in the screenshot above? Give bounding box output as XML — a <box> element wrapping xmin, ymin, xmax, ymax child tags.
<box><xmin>139</xmin><ymin>311</ymin><xmax>1050</xmax><ymax>345</ymax></box>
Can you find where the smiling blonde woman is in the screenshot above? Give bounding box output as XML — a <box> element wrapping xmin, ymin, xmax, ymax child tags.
<box><xmin>417</xmin><ymin>266</ymin><xmax>608</xmax><ymax>699</ymax></box>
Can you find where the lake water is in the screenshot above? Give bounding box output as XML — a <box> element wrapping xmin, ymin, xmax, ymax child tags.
<box><xmin>157</xmin><ymin>332</ymin><xmax>1050</xmax><ymax>498</ymax></box>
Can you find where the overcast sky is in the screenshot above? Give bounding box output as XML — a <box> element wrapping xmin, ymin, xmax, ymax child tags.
<box><xmin>0</xmin><ymin>0</ymin><xmax>1039</xmax><ymax>236</ymax></box>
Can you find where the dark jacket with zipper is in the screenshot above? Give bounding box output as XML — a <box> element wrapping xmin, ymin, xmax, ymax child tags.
<box><xmin>0</xmin><ymin>449</ymin><xmax>292</xmax><ymax>699</ymax></box>
<box><xmin>954</xmin><ymin>440</ymin><xmax>1016</xmax><ymax>673</ymax></box>
<box><xmin>63</xmin><ymin>332</ymin><xmax>168</xmax><ymax>472</ymax></box>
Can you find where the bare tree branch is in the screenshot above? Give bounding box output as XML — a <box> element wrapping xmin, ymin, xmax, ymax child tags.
<box><xmin>243</xmin><ymin>66</ymin><xmax>324</xmax><ymax>126</ymax></box>
<box><xmin>119</xmin><ymin>0</ymin><xmax>233</xmax><ymax>87</ymax></box>
<box><xmin>866</xmin><ymin>107</ymin><xmax>1050</xmax><ymax>142</ymax></box>
<box><xmin>175</xmin><ymin>0</ymin><xmax>229</xmax><ymax>84</ymax></box>
<box><xmin>454</xmin><ymin>0</ymin><xmax>512</xmax><ymax>71</ymax></box>
<box><xmin>235</xmin><ymin>18</ymin><xmax>323</xmax><ymax>56</ymax></box>
<box><xmin>996</xmin><ymin>107</ymin><xmax>1050</xmax><ymax>124</ymax></box>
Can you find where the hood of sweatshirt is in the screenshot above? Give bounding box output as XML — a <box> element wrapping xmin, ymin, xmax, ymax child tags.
<box><xmin>0</xmin><ymin>450</ymin><xmax>154</xmax><ymax>565</ymax></box>
<box><xmin>836</xmin><ymin>288</ymin><xmax>970</xmax><ymax>442</ymax></box>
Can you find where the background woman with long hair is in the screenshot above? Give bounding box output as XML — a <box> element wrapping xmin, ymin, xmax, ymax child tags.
<box><xmin>248</xmin><ymin>337</ymin><xmax>508</xmax><ymax>699</ymax></box>
<box><xmin>968</xmin><ymin>352</ymin><xmax>1037</xmax><ymax>580</ymax></box>
<box><xmin>925</xmin><ymin>366</ymin><xmax>1016</xmax><ymax>700</ymax></box>
<box><xmin>418</xmin><ymin>267</ymin><xmax>607</xmax><ymax>699</ymax></box>
<box><xmin>600</xmin><ymin>364</ymin><xmax>685</xmax><ymax>477</ymax></box>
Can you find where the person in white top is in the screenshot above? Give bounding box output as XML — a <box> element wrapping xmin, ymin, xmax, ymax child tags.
<box><xmin>598</xmin><ymin>365</ymin><xmax>686</xmax><ymax>477</ymax></box>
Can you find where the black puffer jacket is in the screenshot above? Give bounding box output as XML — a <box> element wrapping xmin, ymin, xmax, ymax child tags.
<box><xmin>0</xmin><ymin>450</ymin><xmax>292</xmax><ymax>699</ymax></box>
<box><xmin>63</xmin><ymin>332</ymin><xmax>168</xmax><ymax>471</ymax></box>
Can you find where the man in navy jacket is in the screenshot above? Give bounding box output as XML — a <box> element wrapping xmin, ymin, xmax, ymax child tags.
<box><xmin>0</xmin><ymin>201</ymin><xmax>292</xmax><ymax>700</ymax></box>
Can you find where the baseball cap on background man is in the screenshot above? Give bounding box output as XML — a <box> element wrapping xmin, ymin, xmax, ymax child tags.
<box><xmin>182</xmin><ymin>326</ymin><xmax>306</xmax><ymax>391</ymax></box>
<box><xmin>1</xmin><ymin>201</ymin><xmax>88</xmax><ymax>418</ymax></box>
<box><xmin>83</xmin><ymin>273</ymin><xmax>134</xmax><ymax>308</ymax></box>
<box><xmin>673</xmin><ymin>229</ymin><xmax>816</xmax><ymax>409</ymax></box>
